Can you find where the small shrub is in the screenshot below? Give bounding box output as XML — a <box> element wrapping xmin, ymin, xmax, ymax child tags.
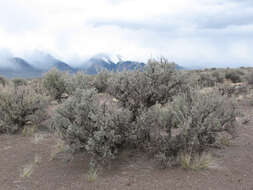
<box><xmin>43</xmin><ymin>68</ymin><xmax>67</xmax><ymax>101</ymax></box>
<box><xmin>198</xmin><ymin>73</ymin><xmax>216</xmax><ymax>87</ymax></box>
<box><xmin>225</xmin><ymin>71</ymin><xmax>242</xmax><ymax>83</ymax></box>
<box><xmin>108</xmin><ymin>59</ymin><xmax>185</xmax><ymax>118</ymax></box>
<box><xmin>137</xmin><ymin>87</ymin><xmax>237</xmax><ymax>167</ymax></box>
<box><xmin>65</xmin><ymin>71</ymin><xmax>93</xmax><ymax>95</ymax></box>
<box><xmin>51</xmin><ymin>89</ymin><xmax>133</xmax><ymax>166</ymax></box>
<box><xmin>212</xmin><ymin>71</ymin><xmax>224</xmax><ymax>83</ymax></box>
<box><xmin>0</xmin><ymin>75</ymin><xmax>8</xmax><ymax>87</ymax></box>
<box><xmin>29</xmin><ymin>78</ymin><xmax>47</xmax><ymax>96</ymax></box>
<box><xmin>246</xmin><ymin>72</ymin><xmax>253</xmax><ymax>85</ymax></box>
<box><xmin>0</xmin><ymin>86</ymin><xmax>48</xmax><ymax>134</ymax></box>
<box><xmin>94</xmin><ymin>70</ymin><xmax>111</xmax><ymax>93</ymax></box>
<box><xmin>12</xmin><ymin>78</ymin><xmax>27</xmax><ymax>88</ymax></box>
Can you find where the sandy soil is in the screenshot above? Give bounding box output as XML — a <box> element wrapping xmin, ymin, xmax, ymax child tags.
<box><xmin>1</xmin><ymin>98</ymin><xmax>253</xmax><ymax>190</ymax></box>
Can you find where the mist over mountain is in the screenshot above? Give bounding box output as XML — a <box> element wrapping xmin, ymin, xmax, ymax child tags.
<box><xmin>0</xmin><ymin>51</ymin><xmax>160</xmax><ymax>78</ymax></box>
<box><xmin>25</xmin><ymin>51</ymin><xmax>76</xmax><ymax>73</ymax></box>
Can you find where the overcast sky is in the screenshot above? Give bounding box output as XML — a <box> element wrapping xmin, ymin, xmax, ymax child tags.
<box><xmin>0</xmin><ymin>0</ymin><xmax>252</xmax><ymax>67</ymax></box>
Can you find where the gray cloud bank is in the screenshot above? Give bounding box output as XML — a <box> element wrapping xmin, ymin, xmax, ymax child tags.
<box><xmin>0</xmin><ymin>0</ymin><xmax>252</xmax><ymax>68</ymax></box>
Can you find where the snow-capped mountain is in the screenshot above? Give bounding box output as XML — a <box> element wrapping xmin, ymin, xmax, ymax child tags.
<box><xmin>77</xmin><ymin>53</ymin><xmax>145</xmax><ymax>74</ymax></box>
<box><xmin>0</xmin><ymin>57</ymin><xmax>41</xmax><ymax>78</ymax></box>
<box><xmin>0</xmin><ymin>51</ymin><xmax>184</xmax><ymax>78</ymax></box>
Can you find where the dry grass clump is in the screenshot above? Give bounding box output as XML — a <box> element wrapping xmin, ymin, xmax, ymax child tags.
<box><xmin>20</xmin><ymin>164</ymin><xmax>34</xmax><ymax>178</ymax></box>
<box><xmin>180</xmin><ymin>152</ymin><xmax>212</xmax><ymax>170</ymax></box>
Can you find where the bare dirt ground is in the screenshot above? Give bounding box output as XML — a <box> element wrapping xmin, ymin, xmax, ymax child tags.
<box><xmin>1</xmin><ymin>98</ymin><xmax>253</xmax><ymax>190</ymax></box>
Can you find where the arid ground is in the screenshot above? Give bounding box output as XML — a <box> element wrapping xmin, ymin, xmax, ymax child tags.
<box><xmin>0</xmin><ymin>96</ymin><xmax>253</xmax><ymax>190</ymax></box>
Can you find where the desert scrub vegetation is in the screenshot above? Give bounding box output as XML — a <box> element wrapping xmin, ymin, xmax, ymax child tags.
<box><xmin>225</xmin><ymin>70</ymin><xmax>243</xmax><ymax>83</ymax></box>
<box><xmin>64</xmin><ymin>71</ymin><xmax>94</xmax><ymax>95</ymax></box>
<box><xmin>136</xmin><ymin>87</ymin><xmax>237</xmax><ymax>167</ymax></box>
<box><xmin>12</xmin><ymin>78</ymin><xmax>28</xmax><ymax>88</ymax></box>
<box><xmin>108</xmin><ymin>59</ymin><xmax>186</xmax><ymax>118</ymax></box>
<box><xmin>28</xmin><ymin>78</ymin><xmax>48</xmax><ymax>96</ymax></box>
<box><xmin>43</xmin><ymin>68</ymin><xmax>68</xmax><ymax>102</ymax></box>
<box><xmin>246</xmin><ymin>71</ymin><xmax>253</xmax><ymax>86</ymax></box>
<box><xmin>93</xmin><ymin>70</ymin><xmax>112</xmax><ymax>93</ymax></box>
<box><xmin>0</xmin><ymin>75</ymin><xmax>8</xmax><ymax>87</ymax></box>
<box><xmin>50</xmin><ymin>59</ymin><xmax>239</xmax><ymax>170</ymax></box>
<box><xmin>51</xmin><ymin>88</ymin><xmax>133</xmax><ymax>166</ymax></box>
<box><xmin>0</xmin><ymin>85</ymin><xmax>48</xmax><ymax>134</ymax></box>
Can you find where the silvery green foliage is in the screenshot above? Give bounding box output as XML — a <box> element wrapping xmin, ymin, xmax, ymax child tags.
<box><xmin>0</xmin><ymin>75</ymin><xmax>8</xmax><ymax>87</ymax></box>
<box><xmin>93</xmin><ymin>70</ymin><xmax>111</xmax><ymax>93</ymax></box>
<box><xmin>198</xmin><ymin>73</ymin><xmax>216</xmax><ymax>87</ymax></box>
<box><xmin>247</xmin><ymin>71</ymin><xmax>253</xmax><ymax>85</ymax></box>
<box><xmin>212</xmin><ymin>71</ymin><xmax>224</xmax><ymax>83</ymax></box>
<box><xmin>43</xmin><ymin>68</ymin><xmax>67</xmax><ymax>101</ymax></box>
<box><xmin>65</xmin><ymin>71</ymin><xmax>94</xmax><ymax>95</ymax></box>
<box><xmin>12</xmin><ymin>78</ymin><xmax>28</xmax><ymax>88</ymax></box>
<box><xmin>137</xmin><ymin>87</ymin><xmax>237</xmax><ymax>167</ymax></box>
<box><xmin>29</xmin><ymin>78</ymin><xmax>48</xmax><ymax>96</ymax></box>
<box><xmin>0</xmin><ymin>85</ymin><xmax>48</xmax><ymax>134</ymax></box>
<box><xmin>225</xmin><ymin>70</ymin><xmax>242</xmax><ymax>83</ymax></box>
<box><xmin>52</xmin><ymin>88</ymin><xmax>133</xmax><ymax>165</ymax></box>
<box><xmin>108</xmin><ymin>59</ymin><xmax>184</xmax><ymax>118</ymax></box>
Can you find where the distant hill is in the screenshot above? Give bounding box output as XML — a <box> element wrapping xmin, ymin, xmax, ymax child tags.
<box><xmin>0</xmin><ymin>53</ymin><xmax>184</xmax><ymax>78</ymax></box>
<box><xmin>76</xmin><ymin>54</ymin><xmax>145</xmax><ymax>74</ymax></box>
<box><xmin>0</xmin><ymin>57</ymin><xmax>41</xmax><ymax>78</ymax></box>
<box><xmin>25</xmin><ymin>51</ymin><xmax>76</xmax><ymax>73</ymax></box>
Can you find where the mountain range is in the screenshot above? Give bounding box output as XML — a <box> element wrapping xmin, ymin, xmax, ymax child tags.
<box><xmin>0</xmin><ymin>52</ymin><xmax>183</xmax><ymax>78</ymax></box>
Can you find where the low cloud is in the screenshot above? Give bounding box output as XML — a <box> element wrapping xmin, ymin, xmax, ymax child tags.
<box><xmin>0</xmin><ymin>0</ymin><xmax>252</xmax><ymax>68</ymax></box>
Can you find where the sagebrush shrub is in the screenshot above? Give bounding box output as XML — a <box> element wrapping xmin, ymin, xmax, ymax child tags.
<box><xmin>137</xmin><ymin>87</ymin><xmax>237</xmax><ymax>167</ymax></box>
<box><xmin>43</xmin><ymin>68</ymin><xmax>67</xmax><ymax>101</ymax></box>
<box><xmin>0</xmin><ymin>85</ymin><xmax>48</xmax><ymax>134</ymax></box>
<box><xmin>12</xmin><ymin>78</ymin><xmax>27</xmax><ymax>88</ymax></box>
<box><xmin>93</xmin><ymin>70</ymin><xmax>111</xmax><ymax>93</ymax></box>
<box><xmin>51</xmin><ymin>89</ymin><xmax>133</xmax><ymax>166</ymax></box>
<box><xmin>247</xmin><ymin>72</ymin><xmax>253</xmax><ymax>85</ymax></box>
<box><xmin>0</xmin><ymin>75</ymin><xmax>8</xmax><ymax>87</ymax></box>
<box><xmin>225</xmin><ymin>71</ymin><xmax>242</xmax><ymax>83</ymax></box>
<box><xmin>29</xmin><ymin>78</ymin><xmax>47</xmax><ymax>96</ymax></box>
<box><xmin>65</xmin><ymin>71</ymin><xmax>94</xmax><ymax>95</ymax></box>
<box><xmin>108</xmin><ymin>59</ymin><xmax>185</xmax><ymax>118</ymax></box>
<box><xmin>198</xmin><ymin>73</ymin><xmax>216</xmax><ymax>87</ymax></box>
<box><xmin>212</xmin><ymin>71</ymin><xmax>224</xmax><ymax>83</ymax></box>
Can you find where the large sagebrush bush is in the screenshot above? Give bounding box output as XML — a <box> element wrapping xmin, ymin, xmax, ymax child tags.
<box><xmin>136</xmin><ymin>87</ymin><xmax>238</xmax><ymax>167</ymax></box>
<box><xmin>212</xmin><ymin>71</ymin><xmax>224</xmax><ymax>83</ymax></box>
<box><xmin>246</xmin><ymin>72</ymin><xmax>253</xmax><ymax>86</ymax></box>
<box><xmin>51</xmin><ymin>89</ymin><xmax>133</xmax><ymax>166</ymax></box>
<box><xmin>225</xmin><ymin>70</ymin><xmax>242</xmax><ymax>83</ymax></box>
<box><xmin>108</xmin><ymin>59</ymin><xmax>185</xmax><ymax>118</ymax></box>
<box><xmin>0</xmin><ymin>85</ymin><xmax>48</xmax><ymax>134</ymax></box>
<box><xmin>198</xmin><ymin>73</ymin><xmax>216</xmax><ymax>87</ymax></box>
<box><xmin>65</xmin><ymin>71</ymin><xmax>94</xmax><ymax>95</ymax></box>
<box><xmin>43</xmin><ymin>68</ymin><xmax>67</xmax><ymax>101</ymax></box>
<box><xmin>12</xmin><ymin>78</ymin><xmax>27</xmax><ymax>88</ymax></box>
<box><xmin>93</xmin><ymin>70</ymin><xmax>112</xmax><ymax>93</ymax></box>
<box><xmin>29</xmin><ymin>78</ymin><xmax>48</xmax><ymax>96</ymax></box>
<box><xmin>0</xmin><ymin>75</ymin><xmax>8</xmax><ymax>87</ymax></box>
